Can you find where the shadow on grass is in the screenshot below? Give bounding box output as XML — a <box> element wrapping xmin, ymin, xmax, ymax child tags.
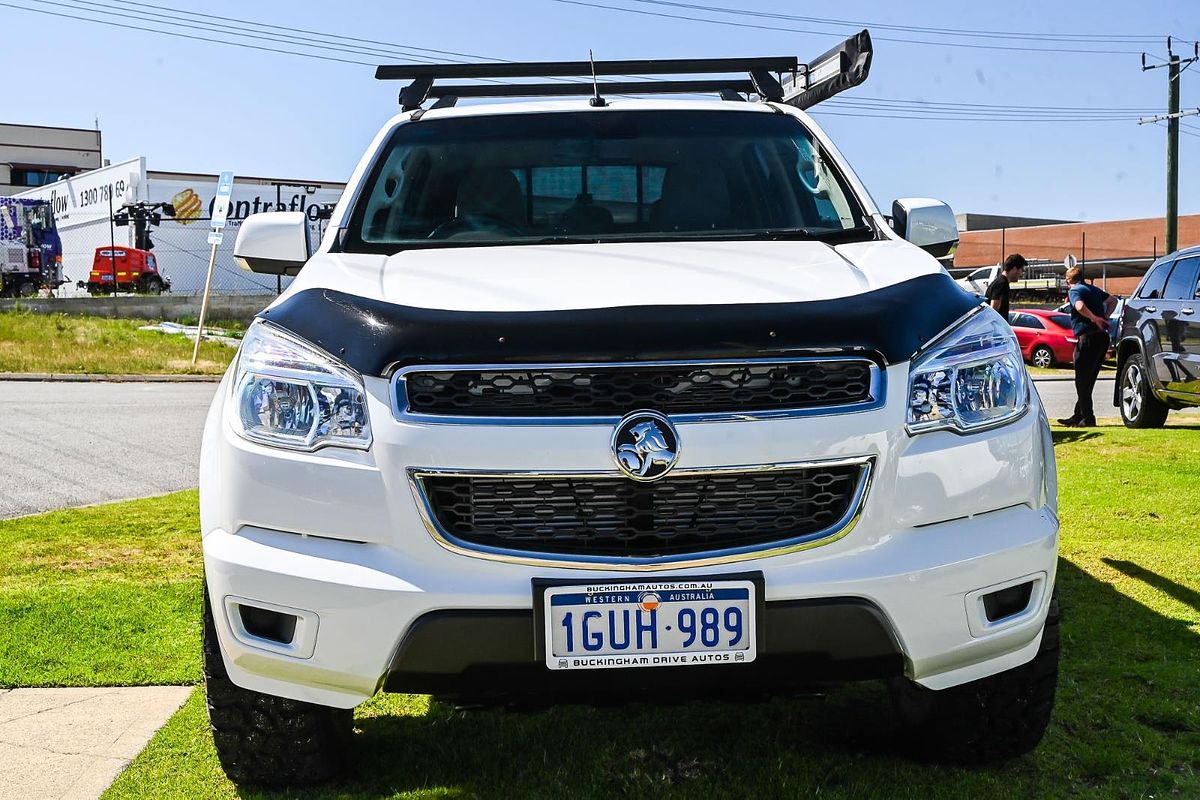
<box><xmin>1051</xmin><ymin>430</ymin><xmax>1101</xmax><ymax>444</ymax></box>
<box><xmin>232</xmin><ymin>559</ymin><xmax>1200</xmax><ymax>800</ymax></box>
<box><xmin>1102</xmin><ymin>558</ymin><xmax>1200</xmax><ymax>614</ymax></box>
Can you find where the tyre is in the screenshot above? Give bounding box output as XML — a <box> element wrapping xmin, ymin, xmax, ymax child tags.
<box><xmin>890</xmin><ymin>597</ymin><xmax>1059</xmax><ymax>764</ymax></box>
<box><xmin>16</xmin><ymin>281</ymin><xmax>36</xmax><ymax>298</ymax></box>
<box><xmin>1030</xmin><ymin>345</ymin><xmax>1054</xmax><ymax>369</ymax></box>
<box><xmin>203</xmin><ymin>589</ymin><xmax>352</xmax><ymax>786</ymax></box>
<box><xmin>141</xmin><ymin>277</ymin><xmax>163</xmax><ymax>295</ymax></box>
<box><xmin>1119</xmin><ymin>354</ymin><xmax>1168</xmax><ymax>429</ymax></box>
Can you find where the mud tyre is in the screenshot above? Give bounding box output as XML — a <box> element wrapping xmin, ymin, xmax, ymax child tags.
<box><xmin>890</xmin><ymin>598</ymin><xmax>1060</xmax><ymax>764</ymax></box>
<box><xmin>203</xmin><ymin>590</ymin><xmax>352</xmax><ymax>786</ymax></box>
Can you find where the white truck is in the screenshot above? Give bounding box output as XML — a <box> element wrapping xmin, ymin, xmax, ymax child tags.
<box><xmin>201</xmin><ymin>33</ymin><xmax>1060</xmax><ymax>786</ymax></box>
<box><xmin>956</xmin><ymin>262</ymin><xmax>1067</xmax><ymax>301</ymax></box>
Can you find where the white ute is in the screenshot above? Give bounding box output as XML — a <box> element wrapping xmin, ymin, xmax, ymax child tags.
<box><xmin>202</xmin><ymin>32</ymin><xmax>1060</xmax><ymax>785</ymax></box>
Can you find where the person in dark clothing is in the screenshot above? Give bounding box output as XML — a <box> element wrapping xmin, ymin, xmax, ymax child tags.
<box><xmin>1058</xmin><ymin>266</ymin><xmax>1118</xmax><ymax>427</ymax></box>
<box><xmin>985</xmin><ymin>253</ymin><xmax>1027</xmax><ymax>319</ymax></box>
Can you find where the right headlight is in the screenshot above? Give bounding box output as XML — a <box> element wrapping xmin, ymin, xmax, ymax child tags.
<box><xmin>232</xmin><ymin>320</ymin><xmax>371</xmax><ymax>451</ymax></box>
<box><xmin>907</xmin><ymin>307</ymin><xmax>1028</xmax><ymax>434</ymax></box>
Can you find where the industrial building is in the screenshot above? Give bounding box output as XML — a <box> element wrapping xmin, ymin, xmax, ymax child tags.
<box><xmin>0</xmin><ymin>122</ymin><xmax>102</xmax><ymax>195</ymax></box>
<box><xmin>954</xmin><ymin>213</ymin><xmax>1200</xmax><ymax>295</ymax></box>
<box><xmin>6</xmin><ymin>122</ymin><xmax>344</xmax><ymax>295</ymax></box>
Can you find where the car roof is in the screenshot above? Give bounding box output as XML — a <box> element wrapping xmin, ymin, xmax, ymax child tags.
<box><xmin>385</xmin><ymin>97</ymin><xmax>785</xmax><ymax>127</ymax></box>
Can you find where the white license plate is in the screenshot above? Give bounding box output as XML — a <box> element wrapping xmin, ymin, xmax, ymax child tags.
<box><xmin>542</xmin><ymin>580</ymin><xmax>757</xmax><ymax>671</ymax></box>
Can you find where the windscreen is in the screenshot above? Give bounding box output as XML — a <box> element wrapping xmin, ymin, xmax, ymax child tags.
<box><xmin>344</xmin><ymin>110</ymin><xmax>869</xmax><ymax>252</ymax></box>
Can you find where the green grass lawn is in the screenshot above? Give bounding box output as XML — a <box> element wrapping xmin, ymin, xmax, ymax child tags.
<box><xmin>2</xmin><ymin>427</ymin><xmax>1196</xmax><ymax>798</ymax></box>
<box><xmin>0</xmin><ymin>310</ymin><xmax>239</xmax><ymax>375</ymax></box>
<box><xmin>0</xmin><ymin>491</ymin><xmax>203</xmax><ymax>687</ymax></box>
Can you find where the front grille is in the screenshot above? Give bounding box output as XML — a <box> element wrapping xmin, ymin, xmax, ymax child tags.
<box><xmin>416</xmin><ymin>463</ymin><xmax>866</xmax><ymax>560</ymax></box>
<box><xmin>401</xmin><ymin>360</ymin><xmax>874</xmax><ymax>418</ymax></box>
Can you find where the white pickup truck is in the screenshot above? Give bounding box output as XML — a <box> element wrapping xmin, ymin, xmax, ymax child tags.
<box><xmin>200</xmin><ymin>34</ymin><xmax>1060</xmax><ymax>786</ymax></box>
<box><xmin>956</xmin><ymin>263</ymin><xmax>1066</xmax><ymax>300</ymax></box>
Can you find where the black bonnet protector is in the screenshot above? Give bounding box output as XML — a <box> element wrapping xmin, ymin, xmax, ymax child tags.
<box><xmin>259</xmin><ymin>272</ymin><xmax>980</xmax><ymax>377</ymax></box>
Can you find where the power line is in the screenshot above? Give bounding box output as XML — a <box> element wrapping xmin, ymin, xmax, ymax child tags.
<box><xmin>2</xmin><ymin>2</ymin><xmax>375</xmax><ymax>66</ymax></box>
<box><xmin>102</xmin><ymin>0</ymin><xmax>502</xmax><ymax>62</ymax></box>
<box><xmin>0</xmin><ymin>0</ymin><xmax>1165</xmax><ymax>119</ymax></box>
<box><xmin>615</xmin><ymin>0</ymin><xmax>1162</xmax><ymax>43</ymax></box>
<box><xmin>827</xmin><ymin>96</ymin><xmax>1158</xmax><ymax>113</ymax></box>
<box><xmin>824</xmin><ymin>101</ymin><xmax>1142</xmax><ymax>119</ymax></box>
<box><xmin>552</xmin><ymin>0</ymin><xmax>1147</xmax><ymax>55</ymax></box>
<box><xmin>28</xmin><ymin>0</ymin><xmax>455</xmax><ymax>64</ymax></box>
<box><xmin>811</xmin><ymin>109</ymin><xmax>1140</xmax><ymax>123</ymax></box>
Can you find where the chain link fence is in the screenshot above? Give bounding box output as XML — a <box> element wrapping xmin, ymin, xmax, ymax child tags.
<box><xmin>54</xmin><ymin>215</ymin><xmax>331</xmax><ymax>297</ymax></box>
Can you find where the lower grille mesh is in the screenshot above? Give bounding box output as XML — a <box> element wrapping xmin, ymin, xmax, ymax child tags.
<box><xmin>418</xmin><ymin>464</ymin><xmax>864</xmax><ymax>559</ymax></box>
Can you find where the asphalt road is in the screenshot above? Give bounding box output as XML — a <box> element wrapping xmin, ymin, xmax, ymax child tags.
<box><xmin>0</xmin><ymin>376</ymin><xmax>1194</xmax><ymax>520</ymax></box>
<box><xmin>1033</xmin><ymin>375</ymin><xmax>1117</xmax><ymax>422</ymax></box>
<box><xmin>0</xmin><ymin>382</ymin><xmax>216</xmax><ymax>519</ymax></box>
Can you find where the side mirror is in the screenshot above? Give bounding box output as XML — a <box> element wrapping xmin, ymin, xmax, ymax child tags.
<box><xmin>892</xmin><ymin>198</ymin><xmax>958</xmax><ymax>258</ymax></box>
<box><xmin>234</xmin><ymin>212</ymin><xmax>310</xmax><ymax>275</ymax></box>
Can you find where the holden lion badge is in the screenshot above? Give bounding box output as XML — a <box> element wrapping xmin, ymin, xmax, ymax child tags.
<box><xmin>611</xmin><ymin>410</ymin><xmax>680</xmax><ymax>482</ymax></box>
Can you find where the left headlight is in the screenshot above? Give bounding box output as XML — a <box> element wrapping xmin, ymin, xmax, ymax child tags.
<box><xmin>907</xmin><ymin>307</ymin><xmax>1028</xmax><ymax>434</ymax></box>
<box><xmin>232</xmin><ymin>321</ymin><xmax>371</xmax><ymax>451</ymax></box>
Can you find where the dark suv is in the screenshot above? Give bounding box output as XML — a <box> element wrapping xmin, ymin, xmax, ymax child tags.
<box><xmin>1114</xmin><ymin>246</ymin><xmax>1200</xmax><ymax>427</ymax></box>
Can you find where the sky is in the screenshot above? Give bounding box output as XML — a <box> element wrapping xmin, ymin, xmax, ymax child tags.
<box><xmin>4</xmin><ymin>0</ymin><xmax>1198</xmax><ymax>223</ymax></box>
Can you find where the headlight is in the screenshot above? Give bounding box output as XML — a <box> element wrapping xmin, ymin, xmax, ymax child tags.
<box><xmin>232</xmin><ymin>321</ymin><xmax>371</xmax><ymax>451</ymax></box>
<box><xmin>907</xmin><ymin>307</ymin><xmax>1028</xmax><ymax>434</ymax></box>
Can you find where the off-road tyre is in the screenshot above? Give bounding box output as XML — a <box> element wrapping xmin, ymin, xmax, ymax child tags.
<box><xmin>1118</xmin><ymin>354</ymin><xmax>1168</xmax><ymax>429</ymax></box>
<box><xmin>890</xmin><ymin>597</ymin><xmax>1060</xmax><ymax>764</ymax></box>
<box><xmin>1030</xmin><ymin>345</ymin><xmax>1054</xmax><ymax>369</ymax></box>
<box><xmin>203</xmin><ymin>590</ymin><xmax>352</xmax><ymax>786</ymax></box>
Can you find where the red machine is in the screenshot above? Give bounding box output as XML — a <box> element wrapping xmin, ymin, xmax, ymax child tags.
<box><xmin>80</xmin><ymin>247</ymin><xmax>170</xmax><ymax>295</ymax></box>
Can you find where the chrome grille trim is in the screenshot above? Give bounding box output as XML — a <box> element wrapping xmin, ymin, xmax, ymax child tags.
<box><xmin>390</xmin><ymin>357</ymin><xmax>885</xmax><ymax>425</ymax></box>
<box><xmin>407</xmin><ymin>456</ymin><xmax>874</xmax><ymax>571</ymax></box>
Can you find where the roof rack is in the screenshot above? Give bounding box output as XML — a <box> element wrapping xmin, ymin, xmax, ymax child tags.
<box><xmin>376</xmin><ymin>30</ymin><xmax>872</xmax><ymax>112</ymax></box>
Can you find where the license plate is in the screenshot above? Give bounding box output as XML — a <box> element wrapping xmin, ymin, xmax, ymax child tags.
<box><xmin>542</xmin><ymin>579</ymin><xmax>757</xmax><ymax>671</ymax></box>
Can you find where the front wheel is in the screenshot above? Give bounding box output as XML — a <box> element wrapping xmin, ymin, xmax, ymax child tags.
<box><xmin>891</xmin><ymin>598</ymin><xmax>1059</xmax><ymax>764</ymax></box>
<box><xmin>203</xmin><ymin>589</ymin><xmax>352</xmax><ymax>786</ymax></box>
<box><xmin>1119</xmin><ymin>354</ymin><xmax>1168</xmax><ymax>428</ymax></box>
<box><xmin>1030</xmin><ymin>345</ymin><xmax>1054</xmax><ymax>369</ymax></box>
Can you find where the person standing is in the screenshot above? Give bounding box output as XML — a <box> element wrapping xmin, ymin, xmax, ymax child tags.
<box><xmin>1058</xmin><ymin>267</ymin><xmax>1118</xmax><ymax>427</ymax></box>
<box><xmin>985</xmin><ymin>254</ymin><xmax>1027</xmax><ymax>319</ymax></box>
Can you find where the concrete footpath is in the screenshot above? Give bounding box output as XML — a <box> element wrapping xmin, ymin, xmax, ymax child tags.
<box><xmin>0</xmin><ymin>687</ymin><xmax>191</xmax><ymax>800</ymax></box>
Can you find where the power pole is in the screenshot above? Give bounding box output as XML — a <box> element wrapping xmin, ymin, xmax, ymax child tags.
<box><xmin>1141</xmin><ymin>38</ymin><xmax>1199</xmax><ymax>255</ymax></box>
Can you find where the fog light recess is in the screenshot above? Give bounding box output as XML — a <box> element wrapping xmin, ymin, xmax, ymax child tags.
<box><xmin>223</xmin><ymin>596</ymin><xmax>319</xmax><ymax>659</ymax></box>
<box><xmin>238</xmin><ymin>604</ymin><xmax>298</xmax><ymax>644</ymax></box>
<box><xmin>982</xmin><ymin>581</ymin><xmax>1034</xmax><ymax>623</ymax></box>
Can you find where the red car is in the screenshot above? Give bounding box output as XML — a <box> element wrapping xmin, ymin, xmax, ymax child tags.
<box><xmin>1008</xmin><ymin>309</ymin><xmax>1077</xmax><ymax>368</ymax></box>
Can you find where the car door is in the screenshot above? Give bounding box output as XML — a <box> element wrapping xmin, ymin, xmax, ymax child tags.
<box><xmin>1157</xmin><ymin>256</ymin><xmax>1200</xmax><ymax>395</ymax></box>
<box><xmin>1008</xmin><ymin>312</ymin><xmax>1036</xmax><ymax>355</ymax></box>
<box><xmin>1178</xmin><ymin>258</ymin><xmax>1200</xmax><ymax>397</ymax></box>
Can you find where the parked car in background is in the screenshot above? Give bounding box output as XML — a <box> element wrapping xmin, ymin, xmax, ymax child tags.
<box><xmin>1113</xmin><ymin>249</ymin><xmax>1200</xmax><ymax>427</ymax></box>
<box><xmin>1009</xmin><ymin>309</ymin><xmax>1077</xmax><ymax>368</ymax></box>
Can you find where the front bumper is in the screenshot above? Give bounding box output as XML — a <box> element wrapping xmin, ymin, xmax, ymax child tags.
<box><xmin>200</xmin><ymin>365</ymin><xmax>1059</xmax><ymax>709</ymax></box>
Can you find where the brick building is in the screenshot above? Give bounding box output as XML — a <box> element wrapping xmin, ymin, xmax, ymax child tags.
<box><xmin>954</xmin><ymin>214</ymin><xmax>1200</xmax><ymax>296</ymax></box>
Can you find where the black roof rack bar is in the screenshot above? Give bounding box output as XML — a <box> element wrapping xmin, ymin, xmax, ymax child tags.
<box><xmin>380</xmin><ymin>31</ymin><xmax>872</xmax><ymax>111</ymax></box>
<box><xmin>426</xmin><ymin>79</ymin><xmax>758</xmax><ymax>99</ymax></box>
<box><xmin>376</xmin><ymin>56</ymin><xmax>798</xmax><ymax>81</ymax></box>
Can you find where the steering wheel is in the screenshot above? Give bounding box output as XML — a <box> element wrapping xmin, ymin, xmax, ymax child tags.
<box><xmin>428</xmin><ymin>213</ymin><xmax>522</xmax><ymax>239</ymax></box>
